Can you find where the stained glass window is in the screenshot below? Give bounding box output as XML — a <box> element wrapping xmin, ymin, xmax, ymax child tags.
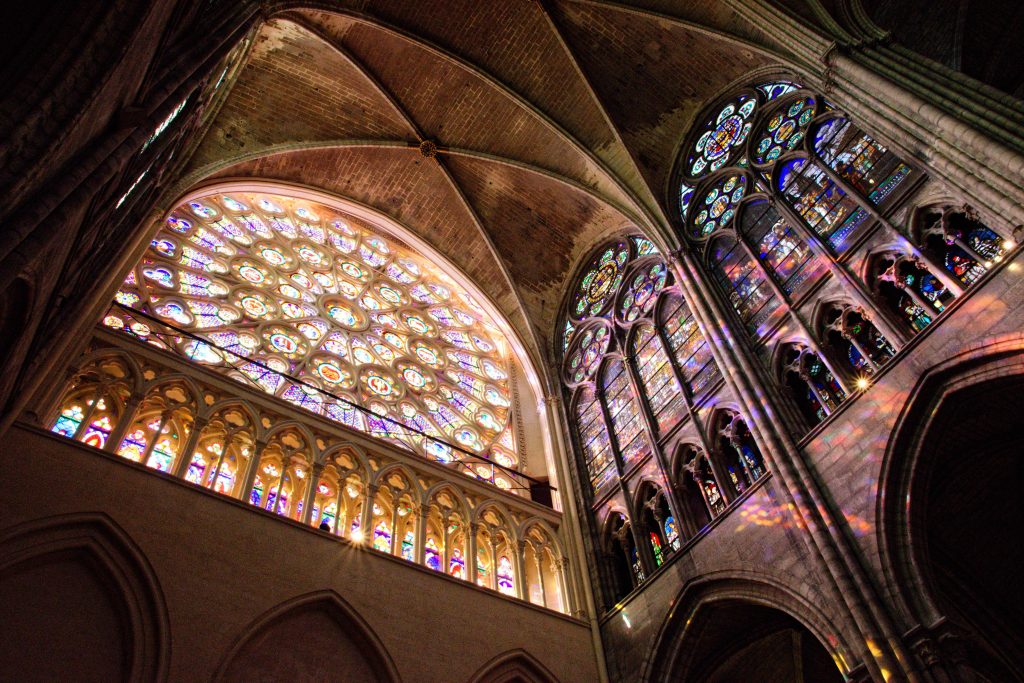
<box><xmin>633</xmin><ymin>324</ymin><xmax>685</xmax><ymax>433</ymax></box>
<box><xmin>782</xmin><ymin>346</ymin><xmax>846</xmax><ymax>425</ymax></box>
<box><xmin>777</xmin><ymin>158</ymin><xmax>868</xmax><ymax>252</ymax></box>
<box><xmin>752</xmin><ymin>94</ymin><xmax>816</xmax><ymax>165</ymax></box>
<box><xmin>601</xmin><ymin>360</ymin><xmax>650</xmax><ymax>469</ymax></box>
<box><xmin>661</xmin><ymin>294</ymin><xmax>719</xmax><ymax>396</ymax></box>
<box><xmin>575</xmin><ymin>387</ymin><xmax>616</xmax><ymax>495</ymax></box>
<box><xmin>497</xmin><ymin>555</ymin><xmax>516</xmax><ymax>596</ymax></box>
<box><xmin>619</xmin><ymin>262</ymin><xmax>668</xmax><ymax>322</ymax></box>
<box><xmin>449</xmin><ymin>548</ymin><xmax>466</xmax><ymax>578</ymax></box>
<box><xmin>373</xmin><ymin>520</ymin><xmax>392</xmax><ymax>552</ymax></box>
<box><xmin>813</xmin><ymin>117</ymin><xmax>910</xmax><ymax>205</ymax></box>
<box><xmin>684</xmin><ymin>93</ymin><xmax>759</xmax><ymax>179</ymax></box>
<box><xmin>425</xmin><ymin>538</ymin><xmax>441</xmax><ymax>571</ymax></box>
<box><xmin>570</xmin><ymin>241</ymin><xmax>630</xmax><ymax>319</ymax></box>
<box><xmin>689</xmin><ymin>174</ymin><xmax>747</xmax><ymax>238</ymax></box>
<box><xmin>739</xmin><ymin>200</ymin><xmax>825</xmax><ymax>298</ymax></box>
<box><xmin>105</xmin><ymin>190</ymin><xmax>522</xmax><ymax>479</ymax></box>
<box><xmin>710</xmin><ymin>238</ymin><xmax>782</xmax><ymax>337</ymax></box>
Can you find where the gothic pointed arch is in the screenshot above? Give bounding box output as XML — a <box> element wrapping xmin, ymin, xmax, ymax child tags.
<box><xmin>879</xmin><ymin>340</ymin><xmax>1024</xmax><ymax>680</ymax></box>
<box><xmin>641</xmin><ymin>576</ymin><xmax>851</xmax><ymax>683</ymax></box>
<box><xmin>0</xmin><ymin>513</ymin><xmax>170</xmax><ymax>682</ymax></box>
<box><xmin>467</xmin><ymin>648</ymin><xmax>560</xmax><ymax>683</ymax></box>
<box><xmin>214</xmin><ymin>589</ymin><xmax>401</xmax><ymax>683</ymax></box>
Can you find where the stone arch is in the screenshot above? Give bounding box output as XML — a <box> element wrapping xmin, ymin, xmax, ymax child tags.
<box><xmin>878</xmin><ymin>339</ymin><xmax>1024</xmax><ymax>678</ymax></box>
<box><xmin>0</xmin><ymin>513</ymin><xmax>169</xmax><ymax>682</ymax></box>
<box><xmin>202</xmin><ymin>397</ymin><xmax>260</xmax><ymax>429</ymax></box>
<box><xmin>423</xmin><ymin>480</ymin><xmax>472</xmax><ymax>520</ymax></box>
<box><xmin>467</xmin><ymin>648</ymin><xmax>559</xmax><ymax>683</ymax></box>
<box><xmin>641</xmin><ymin>574</ymin><xmax>852</xmax><ymax>683</ymax></box>
<box><xmin>371</xmin><ymin>462</ymin><xmax>419</xmax><ymax>493</ymax></box>
<box><xmin>214</xmin><ymin>589</ymin><xmax>400</xmax><ymax>682</ymax></box>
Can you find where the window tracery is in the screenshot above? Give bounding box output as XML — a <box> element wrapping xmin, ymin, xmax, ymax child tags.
<box><xmin>914</xmin><ymin>204</ymin><xmax>1012</xmax><ymax>287</ymax></box>
<box><xmin>870</xmin><ymin>252</ymin><xmax>953</xmax><ymax>332</ymax></box>
<box><xmin>779</xmin><ymin>343</ymin><xmax>846</xmax><ymax>425</ymax></box>
<box><xmin>674</xmin><ymin>80</ymin><xmax>941</xmax><ymax>433</ymax></box>
<box><xmin>48</xmin><ymin>346</ymin><xmax>570</xmax><ymax>613</ymax></box>
<box><xmin>102</xmin><ymin>190</ymin><xmax>524</xmax><ymax>490</ymax></box>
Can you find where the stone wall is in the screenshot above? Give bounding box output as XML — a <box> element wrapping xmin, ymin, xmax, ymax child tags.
<box><xmin>0</xmin><ymin>426</ymin><xmax>599</xmax><ymax>682</ymax></box>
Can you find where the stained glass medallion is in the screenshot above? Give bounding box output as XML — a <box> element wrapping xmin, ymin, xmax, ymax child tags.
<box><xmin>106</xmin><ymin>190</ymin><xmax>520</xmax><ymax>475</ymax></box>
<box><xmin>691</xmin><ymin>174</ymin><xmax>748</xmax><ymax>238</ymax></box>
<box><xmin>686</xmin><ymin>94</ymin><xmax>758</xmax><ymax>179</ymax></box>
<box><xmin>753</xmin><ymin>94</ymin><xmax>816</xmax><ymax>165</ymax></box>
<box><xmin>563</xmin><ymin>324</ymin><xmax>612</xmax><ymax>385</ymax></box>
<box><xmin>619</xmin><ymin>262</ymin><xmax>669</xmax><ymax>323</ymax></box>
<box><xmin>570</xmin><ymin>241</ymin><xmax>630</xmax><ymax>320</ymax></box>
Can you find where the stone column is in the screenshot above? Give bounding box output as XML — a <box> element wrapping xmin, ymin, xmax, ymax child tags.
<box><xmin>668</xmin><ymin>249</ymin><xmax>912</xmax><ymax>681</ymax></box>
<box><xmin>554</xmin><ymin>557</ymin><xmax>571</xmax><ymax>614</ymax></box>
<box><xmin>238</xmin><ymin>438</ymin><xmax>265</xmax><ymax>503</ymax></box>
<box><xmin>173</xmin><ymin>415</ymin><xmax>207</xmax><ymax>478</ymax></box>
<box><xmin>467</xmin><ymin>522</ymin><xmax>479</xmax><ymax>585</ymax></box>
<box><xmin>271</xmin><ymin>458</ymin><xmax>289</xmax><ymax>515</ymax></box>
<box><xmin>414</xmin><ymin>504</ymin><xmax>428</xmax><ymax>564</ymax></box>
<box><xmin>139</xmin><ymin>409</ymin><xmax>173</xmax><ymax>465</ymax></box>
<box><xmin>302</xmin><ymin>463</ymin><xmax>324</xmax><ymax>525</ymax></box>
<box><xmin>360</xmin><ymin>484</ymin><xmax>378</xmax><ymax>540</ymax></box>
<box><xmin>388</xmin><ymin>493</ymin><xmax>401</xmax><ymax>555</ymax></box>
<box><xmin>513</xmin><ymin>539</ymin><xmax>528</xmax><ymax>600</ymax></box>
<box><xmin>104</xmin><ymin>394</ymin><xmax>140</xmax><ymax>454</ymax></box>
<box><xmin>533</xmin><ymin>549</ymin><xmax>548</xmax><ymax>607</ymax></box>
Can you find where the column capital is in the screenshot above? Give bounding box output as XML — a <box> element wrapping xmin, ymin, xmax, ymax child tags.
<box><xmin>310</xmin><ymin>462</ymin><xmax>326</xmax><ymax>476</ymax></box>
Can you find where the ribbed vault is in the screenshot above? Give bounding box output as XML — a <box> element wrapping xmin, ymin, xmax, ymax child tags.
<box><xmin>177</xmin><ymin>0</ymin><xmax>812</xmax><ymax>368</ymax></box>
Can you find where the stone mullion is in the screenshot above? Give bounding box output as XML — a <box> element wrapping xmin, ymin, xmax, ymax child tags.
<box><xmin>140</xmin><ymin>409</ymin><xmax>172</xmax><ymax>466</ymax></box>
<box><xmin>467</xmin><ymin>522</ymin><xmax>479</xmax><ymax>584</ymax></box>
<box><xmin>842</xmin><ymin>328</ymin><xmax>879</xmax><ymax>373</ymax></box>
<box><xmin>414</xmin><ymin>505</ymin><xmax>428</xmax><ymax>565</ymax></box>
<box><xmin>948</xmin><ymin>236</ymin><xmax>988</xmax><ymax>266</ymax></box>
<box><xmin>690</xmin><ymin>463</ymin><xmax>723</xmax><ymax>522</ymax></box>
<box><xmin>621</xmin><ymin>332</ymin><xmax>685</xmax><ymax>531</ymax></box>
<box><xmin>899</xmin><ymin>280</ymin><xmax>945</xmax><ymax>317</ymax></box>
<box><xmin>238</xmin><ymin>438</ymin><xmax>265</xmax><ymax>504</ymax></box>
<box><xmin>103</xmin><ymin>394</ymin><xmax>140</xmax><ymax>454</ymax></box>
<box><xmin>388</xmin><ymin>494</ymin><xmax>401</xmax><ymax>556</ymax></box>
<box><xmin>172</xmin><ymin>415</ymin><xmax>207</xmax><ymax>479</ymax></box>
<box><xmin>771</xmin><ymin>197</ymin><xmax>910</xmax><ymax>347</ymax></box>
<box><xmin>652</xmin><ymin>322</ymin><xmax>724</xmax><ymax>515</ymax></box>
<box><xmin>206</xmin><ymin>433</ymin><xmax>234</xmax><ymax>491</ymax></box>
<box><xmin>543</xmin><ymin>394</ymin><xmax>605</xmax><ymax>623</ymax></box>
<box><xmin>270</xmin><ymin>458</ymin><xmax>289</xmax><ymax>516</ymax></box>
<box><xmin>798</xmin><ymin>362</ymin><xmax>834</xmax><ymax>418</ymax></box>
<box><xmin>669</xmin><ymin>250</ymin><xmax>909</xmax><ymax>682</ymax></box>
<box><xmin>330</xmin><ymin>469</ymin><xmax>347</xmax><ymax>535</ymax></box>
<box><xmin>360</xmin><ymin>484</ymin><xmax>378</xmax><ymax>539</ymax></box>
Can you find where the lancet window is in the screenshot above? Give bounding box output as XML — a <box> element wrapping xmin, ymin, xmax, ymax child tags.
<box><xmin>778</xmin><ymin>343</ymin><xmax>847</xmax><ymax>426</ymax></box>
<box><xmin>675</xmin><ymin>80</ymin><xmax>939</xmax><ymax>429</ymax></box>
<box><xmin>562</xmin><ymin>236</ymin><xmax>725</xmax><ymax>499</ymax></box>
